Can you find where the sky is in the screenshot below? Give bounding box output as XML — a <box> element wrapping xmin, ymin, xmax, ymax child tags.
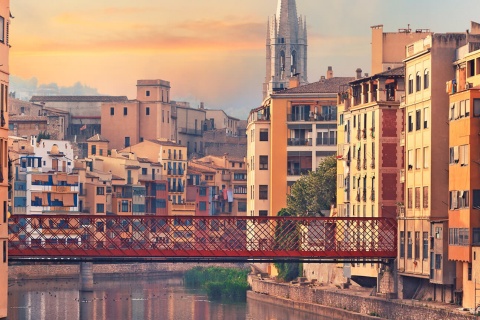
<box><xmin>9</xmin><ymin>0</ymin><xmax>480</xmax><ymax>118</ymax></box>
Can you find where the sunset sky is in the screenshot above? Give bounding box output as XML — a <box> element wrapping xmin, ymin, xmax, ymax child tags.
<box><xmin>10</xmin><ymin>0</ymin><xmax>480</xmax><ymax>118</ymax></box>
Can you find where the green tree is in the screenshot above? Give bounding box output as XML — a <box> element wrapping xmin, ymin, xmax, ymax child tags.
<box><xmin>287</xmin><ymin>155</ymin><xmax>337</xmax><ymax>216</ymax></box>
<box><xmin>274</xmin><ymin>208</ymin><xmax>302</xmax><ymax>282</ymax></box>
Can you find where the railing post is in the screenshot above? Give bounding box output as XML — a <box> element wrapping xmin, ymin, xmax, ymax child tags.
<box><xmin>79</xmin><ymin>262</ymin><xmax>94</xmax><ymax>292</ymax></box>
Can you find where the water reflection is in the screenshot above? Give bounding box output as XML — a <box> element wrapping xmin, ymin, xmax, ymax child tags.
<box><xmin>8</xmin><ymin>275</ymin><xmax>331</xmax><ymax>320</ymax></box>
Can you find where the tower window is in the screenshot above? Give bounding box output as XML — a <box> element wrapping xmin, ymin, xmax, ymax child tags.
<box><xmin>110</xmin><ymin>107</ymin><xmax>114</xmax><ymax>116</ymax></box>
<box><xmin>123</xmin><ymin>107</ymin><xmax>127</xmax><ymax>116</ymax></box>
<box><xmin>146</xmin><ymin>107</ymin><xmax>150</xmax><ymax>116</ymax></box>
<box><xmin>146</xmin><ymin>90</ymin><xmax>150</xmax><ymax>97</ymax></box>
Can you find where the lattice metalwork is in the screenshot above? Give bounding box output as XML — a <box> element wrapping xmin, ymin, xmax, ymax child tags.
<box><xmin>8</xmin><ymin>215</ymin><xmax>397</xmax><ymax>260</ymax></box>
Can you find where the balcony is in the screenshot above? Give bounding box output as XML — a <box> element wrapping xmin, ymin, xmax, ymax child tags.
<box><xmin>287</xmin><ymin>113</ymin><xmax>336</xmax><ymax>122</ymax></box>
<box><xmin>139</xmin><ymin>173</ymin><xmax>163</xmax><ymax>181</ymax></box>
<box><xmin>222</xmin><ymin>174</ymin><xmax>231</xmax><ymax>181</ymax></box>
<box><xmin>287</xmin><ymin>138</ymin><xmax>312</xmax><ymax>146</ymax></box>
<box><xmin>362</xmin><ymin>190</ymin><xmax>367</xmax><ymax>202</ymax></box>
<box><xmin>356</xmin><ymin>159</ymin><xmax>361</xmax><ymax>171</ymax></box>
<box><xmin>363</xmin><ymin>159</ymin><xmax>367</xmax><ymax>170</ymax></box>
<box><xmin>113</xmin><ymin>192</ymin><xmax>133</xmax><ymax>199</ymax></box>
<box><xmin>370</xmin><ymin>159</ymin><xmax>375</xmax><ymax>169</ymax></box>
<box><xmin>357</xmin><ymin>130</ymin><xmax>361</xmax><ymax>140</ymax></box>
<box><xmin>316</xmin><ymin>137</ymin><xmax>336</xmax><ymax>146</ymax></box>
<box><xmin>362</xmin><ymin>129</ymin><xmax>367</xmax><ymax>140</ymax></box>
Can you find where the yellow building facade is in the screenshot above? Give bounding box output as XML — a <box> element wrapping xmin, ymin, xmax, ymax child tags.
<box><xmin>0</xmin><ymin>1</ymin><xmax>9</xmax><ymax>317</ymax></box>
<box><xmin>399</xmin><ymin>32</ymin><xmax>477</xmax><ymax>302</ymax></box>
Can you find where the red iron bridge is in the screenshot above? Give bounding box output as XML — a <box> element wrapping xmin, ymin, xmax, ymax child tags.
<box><xmin>8</xmin><ymin>215</ymin><xmax>397</xmax><ymax>263</ymax></box>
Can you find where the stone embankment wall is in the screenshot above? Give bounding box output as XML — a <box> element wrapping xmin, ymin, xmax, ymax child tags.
<box><xmin>249</xmin><ymin>277</ymin><xmax>475</xmax><ymax>320</ymax></box>
<box><xmin>9</xmin><ymin>263</ymin><xmax>245</xmax><ymax>280</ymax></box>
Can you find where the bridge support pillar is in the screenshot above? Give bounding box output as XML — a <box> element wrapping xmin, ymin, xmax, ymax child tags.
<box><xmin>79</xmin><ymin>262</ymin><xmax>94</xmax><ymax>292</ymax></box>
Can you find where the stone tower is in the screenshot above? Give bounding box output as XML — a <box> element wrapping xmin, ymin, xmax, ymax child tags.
<box><xmin>263</xmin><ymin>0</ymin><xmax>307</xmax><ymax>99</ymax></box>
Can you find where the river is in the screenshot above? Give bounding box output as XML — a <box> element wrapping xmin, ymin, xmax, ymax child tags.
<box><xmin>7</xmin><ymin>275</ymin><xmax>332</xmax><ymax>320</ymax></box>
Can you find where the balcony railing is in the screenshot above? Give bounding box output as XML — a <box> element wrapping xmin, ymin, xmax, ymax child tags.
<box><xmin>356</xmin><ymin>159</ymin><xmax>361</xmax><ymax>171</ymax></box>
<box><xmin>287</xmin><ymin>138</ymin><xmax>312</xmax><ymax>146</ymax></box>
<box><xmin>139</xmin><ymin>173</ymin><xmax>163</xmax><ymax>181</ymax></box>
<box><xmin>316</xmin><ymin>137</ymin><xmax>336</xmax><ymax>146</ymax></box>
<box><xmin>113</xmin><ymin>192</ymin><xmax>133</xmax><ymax>199</ymax></box>
<box><xmin>287</xmin><ymin>113</ymin><xmax>337</xmax><ymax>122</ymax></box>
<box><xmin>222</xmin><ymin>174</ymin><xmax>231</xmax><ymax>181</ymax></box>
<box><xmin>287</xmin><ymin>168</ymin><xmax>311</xmax><ymax>176</ymax></box>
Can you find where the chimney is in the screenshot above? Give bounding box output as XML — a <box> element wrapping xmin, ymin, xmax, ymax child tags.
<box><xmin>327</xmin><ymin>66</ymin><xmax>333</xmax><ymax>79</ymax></box>
<box><xmin>289</xmin><ymin>75</ymin><xmax>300</xmax><ymax>89</ymax></box>
<box><xmin>200</xmin><ymin>102</ymin><xmax>204</xmax><ymax>109</ymax></box>
<box><xmin>356</xmin><ymin>68</ymin><xmax>363</xmax><ymax>79</ymax></box>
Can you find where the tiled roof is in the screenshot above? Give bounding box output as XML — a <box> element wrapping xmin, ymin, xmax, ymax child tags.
<box><xmin>112</xmin><ymin>175</ymin><xmax>125</xmax><ymax>180</ymax></box>
<box><xmin>86</xmin><ymin>134</ymin><xmax>109</xmax><ymax>142</ymax></box>
<box><xmin>273</xmin><ymin>77</ymin><xmax>355</xmax><ymax>95</ymax></box>
<box><xmin>30</xmin><ymin>96</ymin><xmax>128</xmax><ymax>103</ymax></box>
<box><xmin>349</xmin><ymin>67</ymin><xmax>404</xmax><ymax>85</ymax></box>
<box><xmin>146</xmin><ymin>139</ymin><xmax>180</xmax><ymax>147</ymax></box>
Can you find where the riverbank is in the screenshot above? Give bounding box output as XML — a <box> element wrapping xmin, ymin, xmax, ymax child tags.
<box><xmin>249</xmin><ymin>275</ymin><xmax>477</xmax><ymax>320</ymax></box>
<box><xmin>8</xmin><ymin>262</ymin><xmax>247</xmax><ymax>281</ymax></box>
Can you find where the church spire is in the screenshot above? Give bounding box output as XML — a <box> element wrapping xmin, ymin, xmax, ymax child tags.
<box><xmin>263</xmin><ymin>0</ymin><xmax>308</xmax><ymax>99</ymax></box>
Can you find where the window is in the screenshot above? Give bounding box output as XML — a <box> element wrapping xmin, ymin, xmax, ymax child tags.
<box><xmin>121</xmin><ymin>200</ymin><xmax>129</xmax><ymax>212</ymax></box>
<box><xmin>250</xmin><ymin>129</ymin><xmax>254</xmax><ymax>142</ymax></box>
<box><xmin>473</xmin><ymin>190</ymin><xmax>480</xmax><ymax>209</ymax></box>
<box><xmin>408</xmin><ymin>75</ymin><xmax>413</xmax><ymax>94</ymax></box>
<box><xmin>199</xmin><ymin>201</ymin><xmax>207</xmax><ymax>211</ymax></box>
<box><xmin>423</xmin><ymin>107</ymin><xmax>429</xmax><ymax>129</ymax></box>
<box><xmin>146</xmin><ymin>90</ymin><xmax>150</xmax><ymax>97</ymax></box>
<box><xmin>123</xmin><ymin>107</ymin><xmax>128</xmax><ymax>116</ymax></box>
<box><xmin>423</xmin><ymin>232</ymin><xmax>428</xmax><ymax>260</ymax></box>
<box><xmin>259</xmin><ymin>129</ymin><xmax>268</xmax><ymax>141</ymax></box>
<box><xmin>110</xmin><ymin>107</ymin><xmax>114</xmax><ymax>115</ymax></box>
<box><xmin>259</xmin><ymin>156</ymin><xmax>268</xmax><ymax>170</ymax></box>
<box><xmin>96</xmin><ymin>187</ymin><xmax>105</xmax><ymax>195</ymax></box>
<box><xmin>407</xmin><ymin>232</ymin><xmax>412</xmax><ymax>259</ymax></box>
<box><xmin>415</xmin><ymin>148</ymin><xmax>421</xmax><ymax>169</ymax></box>
<box><xmin>415</xmin><ymin>232</ymin><xmax>420</xmax><ymax>260</ymax></box>
<box><xmin>2</xmin><ymin>241</ymin><xmax>5</xmax><ymax>263</ymax></box>
<box><xmin>146</xmin><ymin>107</ymin><xmax>150</xmax><ymax>115</ymax></box>
<box><xmin>473</xmin><ymin>228</ymin><xmax>480</xmax><ymax>245</ymax></box>
<box><xmin>423</xmin><ymin>186</ymin><xmax>429</xmax><ymax>209</ymax></box>
<box><xmin>468</xmin><ymin>263</ymin><xmax>473</xmax><ymax>281</ymax></box>
<box><xmin>125</xmin><ymin>137</ymin><xmax>130</xmax><ymax>147</ymax></box>
<box><xmin>407</xmin><ymin>188</ymin><xmax>412</xmax><ymax>209</ymax></box>
<box><xmin>415</xmin><ymin>187</ymin><xmax>420</xmax><ymax>208</ymax></box>
<box><xmin>466</xmin><ymin>99</ymin><xmax>470</xmax><ymax>117</ymax></box>
<box><xmin>459</xmin><ymin>145</ymin><xmax>469</xmax><ymax>166</ymax></box>
<box><xmin>259</xmin><ymin>185</ymin><xmax>268</xmax><ymax>200</ymax></box>
<box><xmin>96</xmin><ymin>203</ymin><xmax>105</xmax><ymax>213</ymax></box>
<box><xmin>91</xmin><ymin>145</ymin><xmax>97</xmax><ymax>155</ymax></box>
<box><xmin>233</xmin><ymin>185</ymin><xmax>247</xmax><ymax>194</ymax></box>
<box><xmin>400</xmin><ymin>231</ymin><xmax>405</xmax><ymax>258</ymax></box>
<box><xmin>408</xmin><ymin>150</ymin><xmax>413</xmax><ymax>170</ymax></box>
<box><xmin>449</xmin><ymin>146</ymin><xmax>459</xmax><ymax>164</ymax></box>
<box><xmin>259</xmin><ymin>210</ymin><xmax>268</xmax><ymax>217</ymax></box>
<box><xmin>423</xmin><ymin>147</ymin><xmax>429</xmax><ymax>169</ymax></box>
<box><xmin>238</xmin><ymin>201</ymin><xmax>247</xmax><ymax>212</ymax></box>
<box><xmin>199</xmin><ymin>187</ymin><xmax>207</xmax><ymax>196</ymax></box>
<box><xmin>415</xmin><ymin>110</ymin><xmax>421</xmax><ymax>130</ymax></box>
<box><xmin>0</xmin><ymin>16</ymin><xmax>4</xmax><ymax>43</ymax></box>
<box><xmin>435</xmin><ymin>254</ymin><xmax>442</xmax><ymax>270</ymax></box>
<box><xmin>416</xmin><ymin>72</ymin><xmax>421</xmax><ymax>92</ymax></box>
<box><xmin>424</xmin><ymin>69</ymin><xmax>429</xmax><ymax>89</ymax></box>
<box><xmin>474</xmin><ymin>99</ymin><xmax>480</xmax><ymax>117</ymax></box>
<box><xmin>408</xmin><ymin>112</ymin><xmax>413</xmax><ymax>132</ymax></box>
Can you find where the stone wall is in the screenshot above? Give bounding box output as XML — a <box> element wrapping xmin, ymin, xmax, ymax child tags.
<box><xmin>250</xmin><ymin>277</ymin><xmax>475</xmax><ymax>320</ymax></box>
<box><xmin>9</xmin><ymin>262</ymin><xmax>246</xmax><ymax>280</ymax></box>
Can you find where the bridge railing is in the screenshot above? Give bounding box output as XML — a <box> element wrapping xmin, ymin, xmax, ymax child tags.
<box><xmin>8</xmin><ymin>215</ymin><xmax>397</xmax><ymax>260</ymax></box>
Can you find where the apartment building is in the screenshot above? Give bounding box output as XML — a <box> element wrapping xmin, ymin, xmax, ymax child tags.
<box><xmin>337</xmin><ymin>68</ymin><xmax>405</xmax><ymax>283</ymax></box>
<box><xmin>399</xmin><ymin>31</ymin><xmax>480</xmax><ymax>302</ymax></box>
<box><xmin>101</xmin><ymin>80</ymin><xmax>173</xmax><ymax>150</ymax></box>
<box><xmin>248</xmin><ymin>73</ymin><xmax>351</xmax><ymax>220</ymax></box>
<box><xmin>447</xmin><ymin>41</ymin><xmax>480</xmax><ymax>308</ymax></box>
<box><xmin>0</xmin><ymin>1</ymin><xmax>10</xmax><ymax>317</ymax></box>
<box><xmin>188</xmin><ymin>154</ymin><xmax>247</xmax><ymax>216</ymax></box>
<box><xmin>172</xmin><ymin>101</ymin><xmax>206</xmax><ymax>156</ymax></box>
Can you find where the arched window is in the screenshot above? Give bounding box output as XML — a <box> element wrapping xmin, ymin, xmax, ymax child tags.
<box><xmin>416</xmin><ymin>72</ymin><xmax>421</xmax><ymax>92</ymax></box>
<box><xmin>280</xmin><ymin>51</ymin><xmax>285</xmax><ymax>72</ymax></box>
<box><xmin>424</xmin><ymin>69</ymin><xmax>430</xmax><ymax>89</ymax></box>
<box><xmin>291</xmin><ymin>50</ymin><xmax>297</xmax><ymax>74</ymax></box>
<box><xmin>408</xmin><ymin>75</ymin><xmax>413</xmax><ymax>94</ymax></box>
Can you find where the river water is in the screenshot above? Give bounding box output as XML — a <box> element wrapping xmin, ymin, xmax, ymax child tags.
<box><xmin>7</xmin><ymin>275</ymin><xmax>331</xmax><ymax>320</ymax></box>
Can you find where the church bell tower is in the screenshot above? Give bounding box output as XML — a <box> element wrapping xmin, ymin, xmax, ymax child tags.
<box><xmin>263</xmin><ymin>0</ymin><xmax>308</xmax><ymax>99</ymax></box>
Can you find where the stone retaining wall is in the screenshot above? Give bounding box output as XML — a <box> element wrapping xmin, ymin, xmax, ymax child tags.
<box><xmin>250</xmin><ymin>276</ymin><xmax>475</xmax><ymax>320</ymax></box>
<box><xmin>9</xmin><ymin>263</ymin><xmax>245</xmax><ymax>280</ymax></box>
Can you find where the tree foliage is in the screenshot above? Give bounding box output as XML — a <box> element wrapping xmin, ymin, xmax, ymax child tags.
<box><xmin>286</xmin><ymin>155</ymin><xmax>337</xmax><ymax>216</ymax></box>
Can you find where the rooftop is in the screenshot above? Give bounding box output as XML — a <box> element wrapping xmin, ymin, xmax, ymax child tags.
<box><xmin>273</xmin><ymin>77</ymin><xmax>355</xmax><ymax>95</ymax></box>
<box><xmin>31</xmin><ymin>96</ymin><xmax>128</xmax><ymax>103</ymax></box>
<box><xmin>86</xmin><ymin>134</ymin><xmax>109</xmax><ymax>143</ymax></box>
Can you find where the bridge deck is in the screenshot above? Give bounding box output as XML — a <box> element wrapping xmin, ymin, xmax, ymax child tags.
<box><xmin>8</xmin><ymin>215</ymin><xmax>397</xmax><ymax>262</ymax></box>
